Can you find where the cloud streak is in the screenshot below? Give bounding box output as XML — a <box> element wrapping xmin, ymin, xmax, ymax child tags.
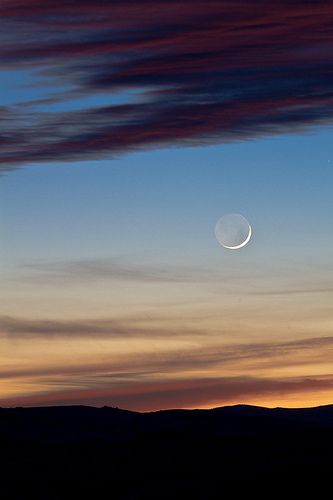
<box><xmin>0</xmin><ymin>315</ymin><xmax>206</xmax><ymax>339</ymax></box>
<box><xmin>1</xmin><ymin>324</ymin><xmax>332</xmax><ymax>374</ymax></box>
<box><xmin>0</xmin><ymin>1</ymin><xmax>333</xmax><ymax>168</ymax></box>
<box><xmin>18</xmin><ymin>257</ymin><xmax>333</xmax><ymax>301</ymax></box>
<box><xmin>21</xmin><ymin>257</ymin><xmax>217</xmax><ymax>284</ymax></box>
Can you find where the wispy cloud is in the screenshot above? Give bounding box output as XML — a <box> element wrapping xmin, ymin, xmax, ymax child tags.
<box><xmin>1</xmin><ymin>328</ymin><xmax>332</xmax><ymax>374</ymax></box>
<box><xmin>1</xmin><ymin>1</ymin><xmax>333</xmax><ymax>168</ymax></box>
<box><xmin>21</xmin><ymin>257</ymin><xmax>217</xmax><ymax>284</ymax></box>
<box><xmin>249</xmin><ymin>286</ymin><xmax>333</xmax><ymax>296</ymax></box>
<box><xmin>18</xmin><ymin>257</ymin><xmax>333</xmax><ymax>301</ymax></box>
<box><xmin>0</xmin><ymin>314</ymin><xmax>207</xmax><ymax>339</ymax></box>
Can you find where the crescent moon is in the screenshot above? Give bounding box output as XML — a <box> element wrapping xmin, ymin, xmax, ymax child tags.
<box><xmin>223</xmin><ymin>224</ymin><xmax>252</xmax><ymax>250</ymax></box>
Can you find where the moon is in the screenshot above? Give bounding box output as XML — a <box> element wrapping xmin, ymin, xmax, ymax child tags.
<box><xmin>215</xmin><ymin>213</ymin><xmax>252</xmax><ymax>250</ymax></box>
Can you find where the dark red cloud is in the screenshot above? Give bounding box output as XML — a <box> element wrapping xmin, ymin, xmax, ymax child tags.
<box><xmin>0</xmin><ymin>1</ymin><xmax>333</xmax><ymax>167</ymax></box>
<box><xmin>1</xmin><ymin>375</ymin><xmax>333</xmax><ymax>411</ymax></box>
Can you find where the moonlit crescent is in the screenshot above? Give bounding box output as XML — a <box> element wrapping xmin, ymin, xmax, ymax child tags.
<box><xmin>223</xmin><ymin>224</ymin><xmax>252</xmax><ymax>249</ymax></box>
<box><xmin>215</xmin><ymin>213</ymin><xmax>252</xmax><ymax>250</ymax></box>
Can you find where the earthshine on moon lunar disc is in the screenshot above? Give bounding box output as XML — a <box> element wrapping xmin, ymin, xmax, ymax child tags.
<box><xmin>215</xmin><ymin>213</ymin><xmax>252</xmax><ymax>250</ymax></box>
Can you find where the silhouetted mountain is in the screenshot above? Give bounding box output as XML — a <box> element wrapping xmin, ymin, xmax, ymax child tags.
<box><xmin>1</xmin><ymin>404</ymin><xmax>332</xmax><ymax>498</ymax></box>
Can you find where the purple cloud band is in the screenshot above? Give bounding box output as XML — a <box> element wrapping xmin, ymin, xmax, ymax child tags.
<box><xmin>1</xmin><ymin>1</ymin><xmax>333</xmax><ymax>167</ymax></box>
<box><xmin>1</xmin><ymin>374</ymin><xmax>333</xmax><ymax>411</ymax></box>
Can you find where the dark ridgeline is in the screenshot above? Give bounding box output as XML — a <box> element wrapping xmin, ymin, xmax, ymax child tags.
<box><xmin>1</xmin><ymin>404</ymin><xmax>332</xmax><ymax>498</ymax></box>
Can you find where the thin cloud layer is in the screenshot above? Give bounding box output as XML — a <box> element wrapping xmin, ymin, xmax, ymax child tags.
<box><xmin>21</xmin><ymin>258</ymin><xmax>217</xmax><ymax>283</ymax></box>
<box><xmin>1</xmin><ymin>0</ymin><xmax>333</xmax><ymax>167</ymax></box>
<box><xmin>0</xmin><ymin>315</ymin><xmax>207</xmax><ymax>338</ymax></box>
<box><xmin>1</xmin><ymin>324</ymin><xmax>332</xmax><ymax>378</ymax></box>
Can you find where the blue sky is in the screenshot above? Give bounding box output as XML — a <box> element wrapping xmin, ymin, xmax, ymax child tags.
<box><xmin>1</xmin><ymin>126</ymin><xmax>332</xmax><ymax>269</ymax></box>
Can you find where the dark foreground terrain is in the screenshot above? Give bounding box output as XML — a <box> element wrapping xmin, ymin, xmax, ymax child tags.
<box><xmin>1</xmin><ymin>403</ymin><xmax>332</xmax><ymax>498</ymax></box>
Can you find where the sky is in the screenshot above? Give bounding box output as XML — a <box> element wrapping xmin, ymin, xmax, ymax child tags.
<box><xmin>0</xmin><ymin>0</ymin><xmax>333</xmax><ymax>411</ymax></box>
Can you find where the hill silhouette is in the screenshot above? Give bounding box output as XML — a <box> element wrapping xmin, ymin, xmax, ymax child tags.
<box><xmin>1</xmin><ymin>403</ymin><xmax>332</xmax><ymax>498</ymax></box>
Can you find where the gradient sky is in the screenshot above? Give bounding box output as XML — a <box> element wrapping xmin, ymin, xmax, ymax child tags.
<box><xmin>0</xmin><ymin>0</ymin><xmax>333</xmax><ymax>410</ymax></box>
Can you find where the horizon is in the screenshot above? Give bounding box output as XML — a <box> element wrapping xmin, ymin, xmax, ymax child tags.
<box><xmin>1</xmin><ymin>401</ymin><xmax>333</xmax><ymax>413</ymax></box>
